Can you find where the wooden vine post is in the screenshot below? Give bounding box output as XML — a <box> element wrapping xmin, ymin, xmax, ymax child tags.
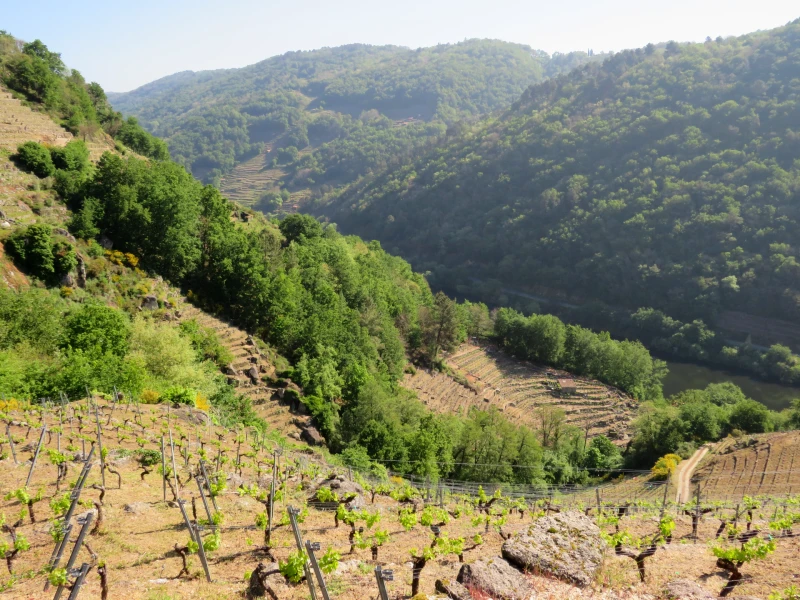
<box><xmin>6</xmin><ymin>422</ymin><xmax>18</xmax><ymax>465</ymax></box>
<box><xmin>169</xmin><ymin>428</ymin><xmax>180</xmax><ymax>498</ymax></box>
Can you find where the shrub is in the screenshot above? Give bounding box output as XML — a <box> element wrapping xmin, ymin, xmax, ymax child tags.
<box><xmin>650</xmin><ymin>453</ymin><xmax>682</xmax><ymax>480</ymax></box>
<box><xmin>6</xmin><ymin>224</ymin><xmax>56</xmax><ymax>279</ymax></box>
<box><xmin>15</xmin><ymin>141</ymin><xmax>55</xmax><ymax>177</ymax></box>
<box><xmin>161</xmin><ymin>386</ymin><xmax>195</xmax><ymax>406</ymax></box>
<box><xmin>50</xmin><ymin>140</ymin><xmax>89</xmax><ymax>172</ymax></box>
<box><xmin>62</xmin><ymin>303</ymin><xmax>131</xmax><ymax>357</ymax></box>
<box><xmin>140</xmin><ymin>389</ymin><xmax>160</xmax><ymax>404</ymax></box>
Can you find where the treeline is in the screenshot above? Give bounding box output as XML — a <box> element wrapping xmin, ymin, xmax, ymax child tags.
<box><xmin>494</xmin><ymin>308</ymin><xmax>665</xmax><ymax>401</ymax></box>
<box><xmin>569</xmin><ymin>303</ymin><xmax>800</xmax><ymax>385</ymax></box>
<box><xmin>0</xmin><ymin>33</ymin><xmax>167</xmax><ymax>159</ymax></box>
<box><xmin>628</xmin><ymin>382</ymin><xmax>800</xmax><ymax>468</ymax></box>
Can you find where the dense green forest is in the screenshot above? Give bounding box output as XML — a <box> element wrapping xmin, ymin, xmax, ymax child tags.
<box><xmin>109</xmin><ymin>41</ymin><xmax>600</xmax><ymax>186</ymax></box>
<box><xmin>324</xmin><ymin>20</ymin><xmax>800</xmax><ymax>371</ymax></box>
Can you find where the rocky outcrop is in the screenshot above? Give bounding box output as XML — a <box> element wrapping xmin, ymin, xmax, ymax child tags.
<box><xmin>311</xmin><ymin>475</ymin><xmax>364</xmax><ymax>498</ymax></box>
<box><xmin>300</xmin><ymin>424</ymin><xmax>325</xmax><ymax>446</ymax></box>
<box><xmin>456</xmin><ymin>557</ymin><xmax>533</xmax><ymax>600</ymax></box>
<box><xmin>501</xmin><ymin>511</ymin><xmax>604</xmax><ymax>587</ymax></box>
<box><xmin>76</xmin><ymin>255</ymin><xmax>86</xmax><ymax>288</ymax></box>
<box><xmin>435</xmin><ymin>578</ymin><xmax>473</xmax><ymax>600</ymax></box>
<box><xmin>141</xmin><ymin>295</ymin><xmax>159</xmax><ymax>310</ymax></box>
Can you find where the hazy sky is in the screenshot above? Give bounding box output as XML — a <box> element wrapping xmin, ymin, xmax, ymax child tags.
<box><xmin>4</xmin><ymin>0</ymin><xmax>798</xmax><ymax>92</ymax></box>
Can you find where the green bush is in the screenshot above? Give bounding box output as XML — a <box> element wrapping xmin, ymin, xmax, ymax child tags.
<box><xmin>62</xmin><ymin>303</ymin><xmax>131</xmax><ymax>357</ymax></box>
<box><xmin>161</xmin><ymin>386</ymin><xmax>195</xmax><ymax>406</ymax></box>
<box><xmin>15</xmin><ymin>141</ymin><xmax>55</xmax><ymax>177</ymax></box>
<box><xmin>50</xmin><ymin>140</ymin><xmax>89</xmax><ymax>172</ymax></box>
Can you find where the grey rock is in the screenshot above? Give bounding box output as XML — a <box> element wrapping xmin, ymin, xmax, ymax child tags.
<box><xmin>0</xmin><ymin>221</ymin><xmax>10</xmax><ymax>229</ymax></box>
<box><xmin>313</xmin><ymin>476</ymin><xmax>364</xmax><ymax>498</ymax></box>
<box><xmin>502</xmin><ymin>511</ymin><xmax>604</xmax><ymax>587</ymax></box>
<box><xmin>224</xmin><ymin>364</ymin><xmax>239</xmax><ymax>377</ymax></box>
<box><xmin>664</xmin><ymin>580</ymin><xmax>715</xmax><ymax>599</ymax></box>
<box><xmin>99</xmin><ymin>234</ymin><xmax>113</xmax><ymax>249</ymax></box>
<box><xmin>246</xmin><ymin>366</ymin><xmax>260</xmax><ymax>383</ymax></box>
<box><xmin>53</xmin><ymin>228</ymin><xmax>77</xmax><ymax>244</ymax></box>
<box><xmin>300</xmin><ymin>425</ymin><xmax>325</xmax><ymax>447</ymax></box>
<box><xmin>344</xmin><ymin>493</ymin><xmax>366</xmax><ymax>511</ymax></box>
<box><xmin>60</xmin><ymin>272</ymin><xmax>75</xmax><ymax>287</ymax></box>
<box><xmin>456</xmin><ymin>557</ymin><xmax>533</xmax><ymax>600</ymax></box>
<box><xmin>76</xmin><ymin>255</ymin><xmax>86</xmax><ymax>288</ymax></box>
<box><xmin>435</xmin><ymin>578</ymin><xmax>473</xmax><ymax>600</ymax></box>
<box><xmin>141</xmin><ymin>295</ymin><xmax>159</xmax><ymax>310</ymax></box>
<box><xmin>123</xmin><ymin>502</ymin><xmax>151</xmax><ymax>514</ymax></box>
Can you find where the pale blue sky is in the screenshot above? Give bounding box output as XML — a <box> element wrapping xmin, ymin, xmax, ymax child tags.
<box><xmin>4</xmin><ymin>0</ymin><xmax>798</xmax><ymax>92</ymax></box>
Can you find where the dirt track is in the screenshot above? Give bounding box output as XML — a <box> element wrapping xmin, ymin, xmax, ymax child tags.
<box><xmin>676</xmin><ymin>445</ymin><xmax>710</xmax><ymax>503</ymax></box>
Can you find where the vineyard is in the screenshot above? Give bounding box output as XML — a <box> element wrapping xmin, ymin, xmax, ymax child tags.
<box><xmin>717</xmin><ymin>310</ymin><xmax>800</xmax><ymax>352</ymax></box>
<box><xmin>693</xmin><ymin>432</ymin><xmax>800</xmax><ymax>501</ymax></box>
<box><xmin>0</xmin><ymin>87</ymin><xmax>114</xmax><ymax>161</ymax></box>
<box><xmin>2</xmin><ymin>398</ymin><xmax>800</xmax><ymax>599</ymax></box>
<box><xmin>219</xmin><ymin>147</ymin><xmax>283</xmax><ymax>206</ymax></box>
<box><xmin>404</xmin><ymin>343</ymin><xmax>638</xmax><ymax>442</ymax></box>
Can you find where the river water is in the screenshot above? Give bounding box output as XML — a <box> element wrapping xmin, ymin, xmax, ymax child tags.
<box><xmin>663</xmin><ymin>361</ymin><xmax>800</xmax><ymax>411</ymax></box>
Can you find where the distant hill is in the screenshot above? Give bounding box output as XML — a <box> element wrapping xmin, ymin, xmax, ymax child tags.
<box><xmin>323</xmin><ymin>20</ymin><xmax>800</xmax><ymax>332</ymax></box>
<box><xmin>109</xmin><ymin>41</ymin><xmax>601</xmax><ymax>200</ymax></box>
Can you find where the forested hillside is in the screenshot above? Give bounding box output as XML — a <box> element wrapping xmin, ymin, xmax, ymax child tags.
<box><xmin>323</xmin><ymin>19</ymin><xmax>800</xmax><ymax>375</ymax></box>
<box><xmin>109</xmin><ymin>41</ymin><xmax>599</xmax><ymax>193</ymax></box>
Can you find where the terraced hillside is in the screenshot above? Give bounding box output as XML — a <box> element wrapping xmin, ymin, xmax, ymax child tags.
<box><xmin>693</xmin><ymin>431</ymin><xmax>800</xmax><ymax>501</ymax></box>
<box><xmin>218</xmin><ymin>146</ymin><xmax>280</xmax><ymax>205</ymax></box>
<box><xmin>0</xmin><ymin>87</ymin><xmax>113</xmax><ymax>160</ymax></box>
<box><xmin>404</xmin><ymin>343</ymin><xmax>637</xmax><ymax>442</ymax></box>
<box><xmin>175</xmin><ymin>302</ymin><xmax>309</xmax><ymax>442</ymax></box>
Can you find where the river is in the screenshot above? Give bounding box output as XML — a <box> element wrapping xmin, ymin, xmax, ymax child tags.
<box><xmin>663</xmin><ymin>361</ymin><xmax>800</xmax><ymax>411</ymax></box>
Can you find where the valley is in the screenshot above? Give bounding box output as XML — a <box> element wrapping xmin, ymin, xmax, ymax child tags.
<box><xmin>3</xmin><ymin>18</ymin><xmax>800</xmax><ymax>600</ymax></box>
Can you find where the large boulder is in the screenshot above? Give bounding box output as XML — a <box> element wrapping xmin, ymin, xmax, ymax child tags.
<box><xmin>664</xmin><ymin>580</ymin><xmax>715</xmax><ymax>599</ymax></box>
<box><xmin>300</xmin><ymin>425</ymin><xmax>325</xmax><ymax>447</ymax></box>
<box><xmin>141</xmin><ymin>295</ymin><xmax>159</xmax><ymax>310</ymax></box>
<box><xmin>501</xmin><ymin>511</ymin><xmax>604</xmax><ymax>587</ymax></box>
<box><xmin>456</xmin><ymin>557</ymin><xmax>533</xmax><ymax>600</ymax></box>
<box><xmin>311</xmin><ymin>475</ymin><xmax>364</xmax><ymax>498</ymax></box>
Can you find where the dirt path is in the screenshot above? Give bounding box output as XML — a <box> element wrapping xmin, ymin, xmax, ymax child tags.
<box><xmin>676</xmin><ymin>445</ymin><xmax>710</xmax><ymax>503</ymax></box>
